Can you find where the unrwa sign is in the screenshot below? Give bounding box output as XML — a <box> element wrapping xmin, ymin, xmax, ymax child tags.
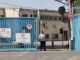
<box><xmin>27</xmin><ymin>24</ymin><xmax>32</xmax><ymax>30</ymax></box>
<box><xmin>0</xmin><ymin>28</ymin><xmax>11</xmax><ymax>38</ymax></box>
<box><xmin>16</xmin><ymin>33</ymin><xmax>31</xmax><ymax>43</ymax></box>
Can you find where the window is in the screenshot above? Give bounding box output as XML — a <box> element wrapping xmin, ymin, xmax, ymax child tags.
<box><xmin>40</xmin><ymin>15</ymin><xmax>44</xmax><ymax>19</ymax></box>
<box><xmin>52</xmin><ymin>34</ymin><xmax>58</xmax><ymax>39</ymax></box>
<box><xmin>59</xmin><ymin>17</ymin><xmax>61</xmax><ymax>20</ymax></box>
<box><xmin>64</xmin><ymin>17</ymin><xmax>66</xmax><ymax>20</ymax></box>
<box><xmin>52</xmin><ymin>16</ymin><xmax>55</xmax><ymax>20</ymax></box>
<box><xmin>54</xmin><ymin>16</ymin><xmax>57</xmax><ymax>20</ymax></box>
<box><xmin>63</xmin><ymin>17</ymin><xmax>69</xmax><ymax>22</ymax></box>
<box><xmin>34</xmin><ymin>15</ymin><xmax>37</xmax><ymax>17</ymax></box>
<box><xmin>45</xmin><ymin>34</ymin><xmax>49</xmax><ymax>39</ymax></box>
<box><xmin>44</xmin><ymin>16</ymin><xmax>48</xmax><ymax>19</ymax></box>
<box><xmin>40</xmin><ymin>15</ymin><xmax>53</xmax><ymax>20</ymax></box>
<box><xmin>63</xmin><ymin>31</ymin><xmax>68</xmax><ymax>40</ymax></box>
<box><xmin>49</xmin><ymin>16</ymin><xmax>52</xmax><ymax>20</ymax></box>
<box><xmin>47</xmin><ymin>16</ymin><xmax>50</xmax><ymax>20</ymax></box>
<box><xmin>56</xmin><ymin>16</ymin><xmax>59</xmax><ymax>20</ymax></box>
<box><xmin>60</xmin><ymin>28</ymin><xmax>63</xmax><ymax>34</ymax></box>
<box><xmin>40</xmin><ymin>21</ymin><xmax>47</xmax><ymax>28</ymax></box>
<box><xmin>22</xmin><ymin>14</ymin><xmax>28</xmax><ymax>17</ymax></box>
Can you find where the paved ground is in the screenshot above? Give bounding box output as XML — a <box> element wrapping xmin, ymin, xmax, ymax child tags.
<box><xmin>0</xmin><ymin>41</ymin><xmax>78</xmax><ymax>60</ymax></box>
<box><xmin>0</xmin><ymin>51</ymin><xmax>80</xmax><ymax>60</ymax></box>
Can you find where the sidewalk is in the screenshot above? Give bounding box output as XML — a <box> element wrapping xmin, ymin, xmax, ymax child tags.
<box><xmin>0</xmin><ymin>51</ymin><xmax>80</xmax><ymax>60</ymax></box>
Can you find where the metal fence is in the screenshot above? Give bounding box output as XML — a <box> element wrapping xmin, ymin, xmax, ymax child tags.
<box><xmin>0</xmin><ymin>17</ymin><xmax>38</xmax><ymax>52</ymax></box>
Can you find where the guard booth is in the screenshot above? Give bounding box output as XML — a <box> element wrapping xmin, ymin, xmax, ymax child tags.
<box><xmin>0</xmin><ymin>17</ymin><xmax>38</xmax><ymax>52</ymax></box>
<box><xmin>71</xmin><ymin>0</ymin><xmax>80</xmax><ymax>51</ymax></box>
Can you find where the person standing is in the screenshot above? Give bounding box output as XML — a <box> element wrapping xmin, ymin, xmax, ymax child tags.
<box><xmin>39</xmin><ymin>31</ymin><xmax>46</xmax><ymax>51</ymax></box>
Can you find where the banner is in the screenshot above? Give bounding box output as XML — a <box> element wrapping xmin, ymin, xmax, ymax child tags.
<box><xmin>16</xmin><ymin>33</ymin><xmax>31</xmax><ymax>43</ymax></box>
<box><xmin>0</xmin><ymin>28</ymin><xmax>11</xmax><ymax>38</ymax></box>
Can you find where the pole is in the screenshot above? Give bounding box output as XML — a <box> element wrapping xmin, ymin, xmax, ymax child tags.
<box><xmin>62</xmin><ymin>27</ymin><xmax>64</xmax><ymax>47</ymax></box>
<box><xmin>37</xmin><ymin>9</ymin><xmax>40</xmax><ymax>40</ymax></box>
<box><xmin>68</xmin><ymin>0</ymin><xmax>72</xmax><ymax>51</ymax></box>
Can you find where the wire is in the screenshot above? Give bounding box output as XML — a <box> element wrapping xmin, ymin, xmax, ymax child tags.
<box><xmin>0</xmin><ymin>2</ymin><xmax>36</xmax><ymax>10</ymax></box>
<box><xmin>54</xmin><ymin>0</ymin><xmax>68</xmax><ymax>6</ymax></box>
<box><xmin>0</xmin><ymin>2</ymin><xmax>22</xmax><ymax>8</ymax></box>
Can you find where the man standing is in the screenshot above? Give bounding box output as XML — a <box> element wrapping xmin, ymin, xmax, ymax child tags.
<box><xmin>39</xmin><ymin>31</ymin><xmax>46</xmax><ymax>51</ymax></box>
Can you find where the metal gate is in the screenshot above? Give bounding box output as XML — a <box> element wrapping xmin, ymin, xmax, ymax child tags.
<box><xmin>72</xmin><ymin>15</ymin><xmax>80</xmax><ymax>51</ymax></box>
<box><xmin>0</xmin><ymin>17</ymin><xmax>38</xmax><ymax>52</ymax></box>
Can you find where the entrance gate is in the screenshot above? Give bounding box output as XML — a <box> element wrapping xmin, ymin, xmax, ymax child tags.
<box><xmin>0</xmin><ymin>17</ymin><xmax>38</xmax><ymax>52</ymax></box>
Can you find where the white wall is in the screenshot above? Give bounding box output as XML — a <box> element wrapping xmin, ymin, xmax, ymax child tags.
<box><xmin>5</xmin><ymin>8</ymin><xmax>19</xmax><ymax>17</ymax></box>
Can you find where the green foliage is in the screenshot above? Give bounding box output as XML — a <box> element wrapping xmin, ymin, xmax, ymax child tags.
<box><xmin>77</xmin><ymin>0</ymin><xmax>80</xmax><ymax>6</ymax></box>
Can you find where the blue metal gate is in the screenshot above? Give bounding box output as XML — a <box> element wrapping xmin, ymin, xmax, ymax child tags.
<box><xmin>0</xmin><ymin>17</ymin><xmax>38</xmax><ymax>52</ymax></box>
<box><xmin>72</xmin><ymin>15</ymin><xmax>80</xmax><ymax>51</ymax></box>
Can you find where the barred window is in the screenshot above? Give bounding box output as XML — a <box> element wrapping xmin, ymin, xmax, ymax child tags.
<box><xmin>45</xmin><ymin>34</ymin><xmax>49</xmax><ymax>39</ymax></box>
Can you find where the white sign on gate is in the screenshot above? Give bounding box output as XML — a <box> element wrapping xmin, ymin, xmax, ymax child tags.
<box><xmin>16</xmin><ymin>33</ymin><xmax>31</xmax><ymax>43</ymax></box>
<box><xmin>0</xmin><ymin>28</ymin><xmax>11</xmax><ymax>38</ymax></box>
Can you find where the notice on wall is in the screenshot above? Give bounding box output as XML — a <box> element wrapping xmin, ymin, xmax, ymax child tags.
<box><xmin>0</xmin><ymin>28</ymin><xmax>11</xmax><ymax>38</ymax></box>
<box><xmin>16</xmin><ymin>33</ymin><xmax>31</xmax><ymax>43</ymax></box>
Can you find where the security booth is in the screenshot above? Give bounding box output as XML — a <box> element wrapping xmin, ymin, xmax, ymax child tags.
<box><xmin>71</xmin><ymin>0</ymin><xmax>80</xmax><ymax>51</ymax></box>
<box><xmin>0</xmin><ymin>17</ymin><xmax>38</xmax><ymax>52</ymax></box>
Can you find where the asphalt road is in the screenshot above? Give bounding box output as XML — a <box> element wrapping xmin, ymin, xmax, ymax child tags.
<box><xmin>0</xmin><ymin>51</ymin><xmax>80</xmax><ymax>60</ymax></box>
